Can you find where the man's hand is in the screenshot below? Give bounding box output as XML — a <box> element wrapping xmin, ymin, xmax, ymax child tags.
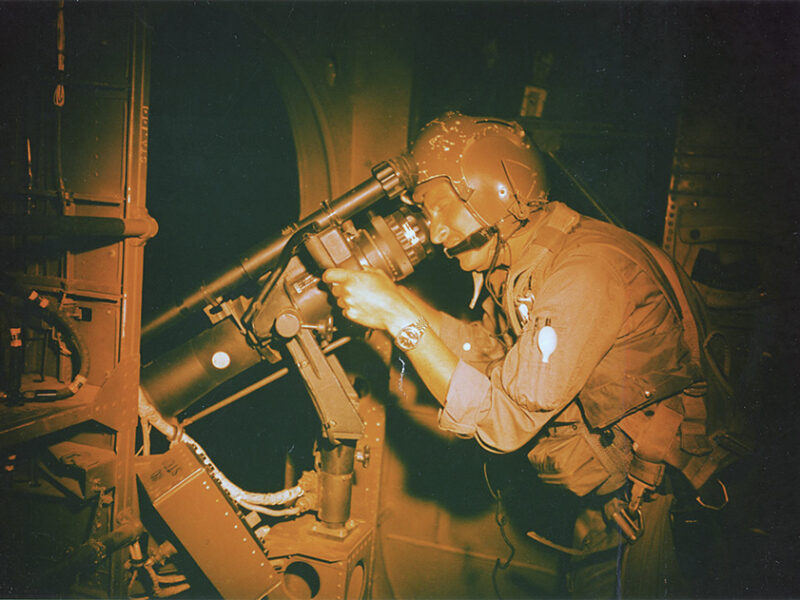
<box><xmin>322</xmin><ymin>268</ymin><xmax>419</xmax><ymax>335</ymax></box>
<box><xmin>324</xmin><ymin>267</ymin><xmax>458</xmax><ymax>405</ymax></box>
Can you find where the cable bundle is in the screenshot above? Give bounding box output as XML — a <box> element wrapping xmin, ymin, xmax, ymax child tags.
<box><xmin>138</xmin><ymin>389</ymin><xmax>307</xmax><ymax>517</ymax></box>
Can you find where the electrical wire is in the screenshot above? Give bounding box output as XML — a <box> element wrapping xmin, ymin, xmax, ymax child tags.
<box><xmin>242</xmin><ymin>223</ymin><xmax>319</xmax><ymax>325</ymax></box>
<box><xmin>156</xmin><ymin>583</ymin><xmax>191</xmax><ymax>598</ymax></box>
<box><xmin>484</xmin><ymin>230</ymin><xmax>508</xmax><ymax>314</ymax></box>
<box><xmin>128</xmin><ymin>541</ymin><xmax>190</xmax><ymax>599</ymax></box>
<box><xmin>237</xmin><ymin>498</ymin><xmax>302</xmax><ymax>518</ymax></box>
<box><xmin>138</xmin><ymin>389</ymin><xmax>306</xmax><ymax>509</ymax></box>
<box><xmin>147</xmin><ymin>568</ymin><xmax>187</xmax><ymax>586</ymax></box>
<box><xmin>483</xmin><ymin>216</ymin><xmax>528</xmax><ymax>318</ymax></box>
<box><xmin>0</xmin><ymin>286</ymin><xmax>89</xmax><ymax>401</ymax></box>
<box><xmin>143</xmin><ymin>563</ymin><xmax>190</xmax><ymax>598</ymax></box>
<box><xmin>545</xmin><ymin>149</ymin><xmax>625</xmax><ymax>229</ymax></box>
<box><xmin>483</xmin><ymin>462</ymin><xmax>516</xmax><ymax>600</ymax></box>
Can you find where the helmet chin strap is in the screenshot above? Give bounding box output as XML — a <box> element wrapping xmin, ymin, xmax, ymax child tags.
<box><xmin>441</xmin><ymin>214</ymin><xmax>532</xmax><ymax>314</ymax></box>
<box><xmin>483</xmin><ymin>229</ymin><xmax>506</xmax><ymax>312</ymax></box>
<box><xmin>458</xmin><ymin>216</ymin><xmax>528</xmax><ymax>314</ymax></box>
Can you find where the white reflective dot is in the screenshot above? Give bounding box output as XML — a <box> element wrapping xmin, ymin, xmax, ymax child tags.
<box><xmin>462</xmin><ymin>342</ymin><xmax>472</xmax><ymax>352</ymax></box>
<box><xmin>538</xmin><ymin>326</ymin><xmax>558</xmax><ymax>364</ymax></box>
<box><xmin>498</xmin><ymin>185</ymin><xmax>507</xmax><ymax>198</ymax></box>
<box><xmin>211</xmin><ymin>351</ymin><xmax>231</xmax><ymax>369</ymax></box>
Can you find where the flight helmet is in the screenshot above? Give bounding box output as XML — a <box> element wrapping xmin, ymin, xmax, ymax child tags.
<box><xmin>408</xmin><ymin>111</ymin><xmax>549</xmax><ymax>234</ymax></box>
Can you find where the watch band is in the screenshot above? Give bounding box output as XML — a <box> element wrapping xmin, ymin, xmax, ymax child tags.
<box><xmin>394</xmin><ymin>319</ymin><xmax>429</xmax><ymax>352</ymax></box>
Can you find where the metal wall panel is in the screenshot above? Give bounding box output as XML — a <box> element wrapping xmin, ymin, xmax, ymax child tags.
<box><xmin>0</xmin><ymin>4</ymin><xmax>152</xmax><ymax>597</ymax></box>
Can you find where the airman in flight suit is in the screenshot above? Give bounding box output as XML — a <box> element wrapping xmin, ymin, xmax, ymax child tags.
<box><xmin>324</xmin><ymin>112</ymin><xmax>731</xmax><ymax>597</ymax></box>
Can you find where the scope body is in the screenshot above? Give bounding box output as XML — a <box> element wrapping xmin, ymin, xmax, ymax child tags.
<box><xmin>141</xmin><ymin>159</ymin><xmax>414</xmax><ymax>342</ymax></box>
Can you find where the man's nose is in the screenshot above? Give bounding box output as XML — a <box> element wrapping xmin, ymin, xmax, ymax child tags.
<box><xmin>429</xmin><ymin>221</ymin><xmax>450</xmax><ymax>245</ymax></box>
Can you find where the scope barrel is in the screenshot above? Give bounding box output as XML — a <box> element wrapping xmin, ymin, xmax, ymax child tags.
<box><xmin>142</xmin><ymin>160</ymin><xmax>409</xmax><ymax>342</ymax></box>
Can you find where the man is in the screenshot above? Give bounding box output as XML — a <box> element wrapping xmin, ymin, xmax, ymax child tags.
<box><xmin>323</xmin><ymin>112</ymin><xmax>727</xmax><ymax>596</ymax></box>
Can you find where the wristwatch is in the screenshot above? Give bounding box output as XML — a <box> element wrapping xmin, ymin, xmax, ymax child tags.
<box><xmin>394</xmin><ymin>319</ymin><xmax>429</xmax><ymax>352</ymax></box>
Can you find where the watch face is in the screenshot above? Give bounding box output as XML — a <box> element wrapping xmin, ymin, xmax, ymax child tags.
<box><xmin>396</xmin><ymin>324</ymin><xmax>423</xmax><ymax>351</ymax></box>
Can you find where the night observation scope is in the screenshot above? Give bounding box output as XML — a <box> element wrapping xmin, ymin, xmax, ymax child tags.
<box><xmin>140</xmin><ymin>158</ymin><xmax>431</xmax><ymax>424</ymax></box>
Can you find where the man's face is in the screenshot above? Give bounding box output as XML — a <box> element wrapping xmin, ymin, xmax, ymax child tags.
<box><xmin>413</xmin><ymin>178</ymin><xmax>496</xmax><ymax>272</ymax></box>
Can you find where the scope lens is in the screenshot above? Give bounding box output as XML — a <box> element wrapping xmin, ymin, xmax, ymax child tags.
<box><xmin>354</xmin><ymin>207</ymin><xmax>433</xmax><ymax>281</ymax></box>
<box><xmin>382</xmin><ymin>206</ymin><xmax>433</xmax><ymax>267</ymax></box>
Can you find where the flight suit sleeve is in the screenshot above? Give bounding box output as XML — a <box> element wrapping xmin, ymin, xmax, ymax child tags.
<box><xmin>438</xmin><ymin>253</ymin><xmax>631</xmax><ymax>452</ymax></box>
<box><xmin>438</xmin><ymin>311</ymin><xmax>506</xmax><ymax>368</ymax></box>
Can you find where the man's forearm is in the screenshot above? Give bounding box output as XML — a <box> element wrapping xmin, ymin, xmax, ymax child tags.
<box><xmin>397</xmin><ymin>286</ymin><xmax>444</xmax><ymax>335</ymax></box>
<box><xmin>385</xmin><ymin>309</ymin><xmax>457</xmax><ymax>406</ymax></box>
<box><xmin>321</xmin><ymin>268</ymin><xmax>459</xmax><ymax>405</ymax></box>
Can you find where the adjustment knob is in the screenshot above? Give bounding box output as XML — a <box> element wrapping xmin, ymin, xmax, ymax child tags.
<box><xmin>274</xmin><ymin>309</ymin><xmax>302</xmax><ymax>338</ymax></box>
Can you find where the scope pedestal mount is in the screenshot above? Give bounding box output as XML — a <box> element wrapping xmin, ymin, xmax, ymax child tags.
<box><xmin>275</xmin><ymin>308</ymin><xmax>364</xmax><ymax>535</ymax></box>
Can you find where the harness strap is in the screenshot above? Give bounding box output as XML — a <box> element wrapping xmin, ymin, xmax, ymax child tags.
<box><xmin>679</xmin><ymin>384</ymin><xmax>712</xmax><ymax>455</ymax></box>
<box><xmin>678</xmin><ymin>445</ymin><xmax>733</xmax><ymax>491</ymax></box>
<box><xmin>577</xmin><ymin>224</ymin><xmax>702</xmax><ymax>363</ymax></box>
<box><xmin>504</xmin><ymin>203</ymin><xmax>580</xmax><ymax>335</ymax></box>
<box><xmin>623</xmin><ymin>238</ymin><xmax>686</xmax><ymax>332</ymax></box>
<box><xmin>574</xmin><ymin>422</ymin><xmax>631</xmax><ymax>480</ymax></box>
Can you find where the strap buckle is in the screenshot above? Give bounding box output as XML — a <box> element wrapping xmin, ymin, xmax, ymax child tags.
<box><xmin>610</xmin><ymin>504</ymin><xmax>644</xmax><ymax>543</ymax></box>
<box><xmin>606</xmin><ymin>480</ymin><xmax>649</xmax><ymax>543</ymax></box>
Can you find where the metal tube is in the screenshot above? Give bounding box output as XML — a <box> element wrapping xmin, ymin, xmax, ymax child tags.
<box><xmin>141</xmin><ymin>318</ymin><xmax>264</xmax><ymax>418</ymax></box>
<box><xmin>0</xmin><ymin>214</ymin><xmax>158</xmax><ymax>239</ymax></box>
<box><xmin>318</xmin><ymin>440</ymin><xmax>356</xmax><ymax>526</ymax></box>
<box><xmin>180</xmin><ymin>335</ymin><xmax>351</xmax><ymax>428</ymax></box>
<box><xmin>43</xmin><ymin>521</ymin><xmax>144</xmax><ymax>586</ymax></box>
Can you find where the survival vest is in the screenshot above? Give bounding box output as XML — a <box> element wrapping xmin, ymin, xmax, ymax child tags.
<box><xmin>502</xmin><ymin>202</ymin><xmax>750</xmax><ymax>542</ymax></box>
